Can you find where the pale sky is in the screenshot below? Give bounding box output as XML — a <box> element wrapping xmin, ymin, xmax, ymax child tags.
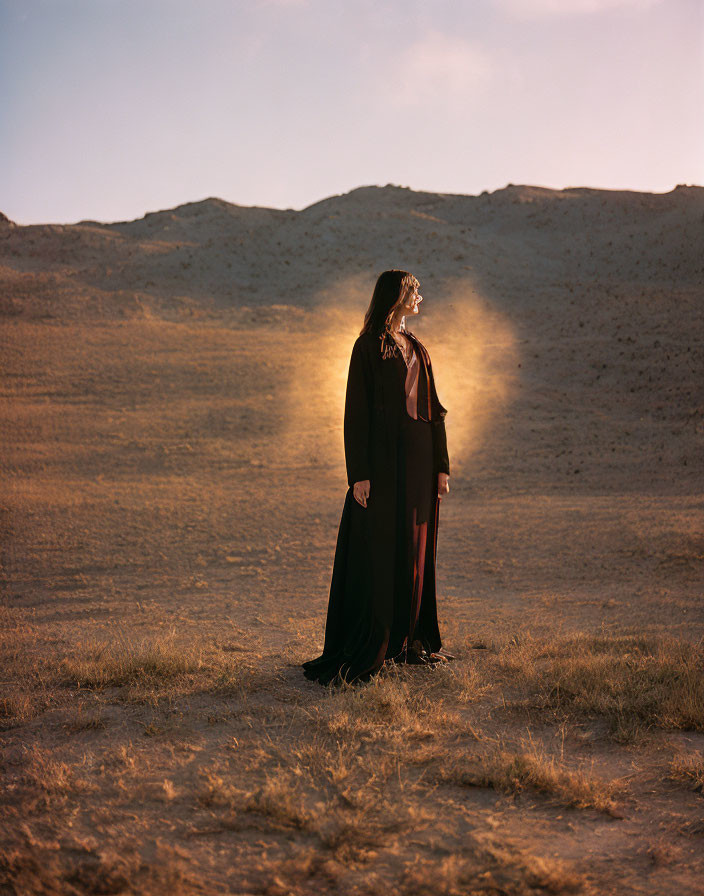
<box><xmin>2</xmin><ymin>0</ymin><xmax>702</xmax><ymax>224</ymax></box>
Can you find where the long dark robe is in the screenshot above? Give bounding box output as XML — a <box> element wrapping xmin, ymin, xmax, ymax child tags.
<box><xmin>301</xmin><ymin>328</ymin><xmax>450</xmax><ymax>686</ymax></box>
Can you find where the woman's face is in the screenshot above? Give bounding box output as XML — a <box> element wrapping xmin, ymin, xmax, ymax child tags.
<box><xmin>401</xmin><ymin>281</ymin><xmax>423</xmax><ymax>315</ymax></box>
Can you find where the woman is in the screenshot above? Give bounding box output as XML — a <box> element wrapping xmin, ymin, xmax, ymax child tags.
<box><xmin>302</xmin><ymin>270</ymin><xmax>453</xmax><ymax>686</ymax></box>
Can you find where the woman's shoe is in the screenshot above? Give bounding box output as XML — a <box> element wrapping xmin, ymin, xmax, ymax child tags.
<box><xmin>405</xmin><ymin>648</ymin><xmax>430</xmax><ymax>665</ymax></box>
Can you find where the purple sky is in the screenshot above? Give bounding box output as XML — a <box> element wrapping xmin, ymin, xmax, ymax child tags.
<box><xmin>2</xmin><ymin>0</ymin><xmax>702</xmax><ymax>224</ymax></box>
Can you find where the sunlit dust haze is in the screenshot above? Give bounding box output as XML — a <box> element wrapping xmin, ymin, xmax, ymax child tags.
<box><xmin>277</xmin><ymin>277</ymin><xmax>518</xmax><ymax>479</ymax></box>
<box><xmin>1</xmin><ymin>0</ymin><xmax>702</xmax><ymax>225</ymax></box>
<box><xmin>276</xmin><ymin>276</ymin><xmax>372</xmax><ymax>473</ymax></box>
<box><xmin>415</xmin><ymin>281</ymin><xmax>519</xmax><ymax>472</ymax></box>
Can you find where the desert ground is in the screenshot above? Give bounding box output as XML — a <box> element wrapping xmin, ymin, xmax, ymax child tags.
<box><xmin>1</xmin><ymin>183</ymin><xmax>703</xmax><ymax>894</ymax></box>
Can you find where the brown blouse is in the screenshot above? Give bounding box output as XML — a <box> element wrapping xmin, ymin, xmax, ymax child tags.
<box><xmin>403</xmin><ymin>346</ymin><xmax>420</xmax><ymax>419</ymax></box>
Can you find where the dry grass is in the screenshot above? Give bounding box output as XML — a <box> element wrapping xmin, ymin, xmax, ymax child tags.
<box><xmin>0</xmin><ymin>607</ymin><xmax>56</xmax><ymax>728</ymax></box>
<box><xmin>3</xmin><ymin>618</ymin><xmax>704</xmax><ymax>892</ymax></box>
<box><xmin>668</xmin><ymin>750</ymin><xmax>704</xmax><ymax>792</ymax></box>
<box><xmin>198</xmin><ymin>766</ymin><xmax>314</xmax><ymax>831</ymax></box>
<box><xmin>60</xmin><ymin>631</ymin><xmax>208</xmax><ymax>688</ymax></box>
<box><xmin>4</xmin><ymin>744</ymin><xmax>98</xmax><ymax>821</ymax></box>
<box><xmin>433</xmin><ymin>737</ymin><xmax>623</xmax><ymax>815</ymax></box>
<box><xmin>0</xmin><ymin>693</ymin><xmax>36</xmax><ymax>724</ymax></box>
<box><xmin>395</xmin><ymin>848</ymin><xmax>584</xmax><ymax>896</ymax></box>
<box><xmin>318</xmin><ymin>670</ymin><xmax>462</xmax><ymax>740</ymax></box>
<box><xmin>18</xmin><ymin>744</ymin><xmax>88</xmax><ymax>796</ymax></box>
<box><xmin>489</xmin><ymin>632</ymin><xmax>704</xmax><ymax>742</ymax></box>
<box><xmin>4</xmin><ymin>624</ymin><xmax>704</xmax><ymax>893</ymax></box>
<box><xmin>0</xmin><ymin>846</ymin><xmax>195</xmax><ymax>896</ymax></box>
<box><xmin>1</xmin><ymin>623</ymin><xmax>258</xmax><ymax>711</ymax></box>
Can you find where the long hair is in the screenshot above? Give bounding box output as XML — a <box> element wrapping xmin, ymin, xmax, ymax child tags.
<box><xmin>360</xmin><ymin>269</ymin><xmax>420</xmax><ymax>359</ymax></box>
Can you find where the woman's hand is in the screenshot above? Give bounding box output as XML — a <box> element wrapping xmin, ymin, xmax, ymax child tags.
<box><xmin>353</xmin><ymin>479</ymin><xmax>370</xmax><ymax>508</ymax></box>
<box><xmin>438</xmin><ymin>473</ymin><xmax>450</xmax><ymax>500</ymax></box>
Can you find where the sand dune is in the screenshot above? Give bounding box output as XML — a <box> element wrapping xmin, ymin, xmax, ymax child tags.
<box><xmin>1</xmin><ymin>182</ymin><xmax>701</xmax><ymax>317</ymax></box>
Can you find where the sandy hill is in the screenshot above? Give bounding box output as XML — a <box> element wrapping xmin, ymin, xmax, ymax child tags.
<box><xmin>1</xmin><ymin>182</ymin><xmax>701</xmax><ymax>319</ymax></box>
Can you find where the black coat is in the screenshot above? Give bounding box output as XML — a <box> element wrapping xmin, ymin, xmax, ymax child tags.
<box><xmin>302</xmin><ymin>328</ymin><xmax>450</xmax><ymax>685</ymax></box>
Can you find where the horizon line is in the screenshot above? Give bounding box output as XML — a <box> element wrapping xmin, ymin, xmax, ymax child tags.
<box><xmin>3</xmin><ymin>180</ymin><xmax>703</xmax><ymax>228</ymax></box>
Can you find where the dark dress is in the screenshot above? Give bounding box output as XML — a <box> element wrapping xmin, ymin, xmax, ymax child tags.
<box><xmin>301</xmin><ymin>328</ymin><xmax>450</xmax><ymax>686</ymax></box>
